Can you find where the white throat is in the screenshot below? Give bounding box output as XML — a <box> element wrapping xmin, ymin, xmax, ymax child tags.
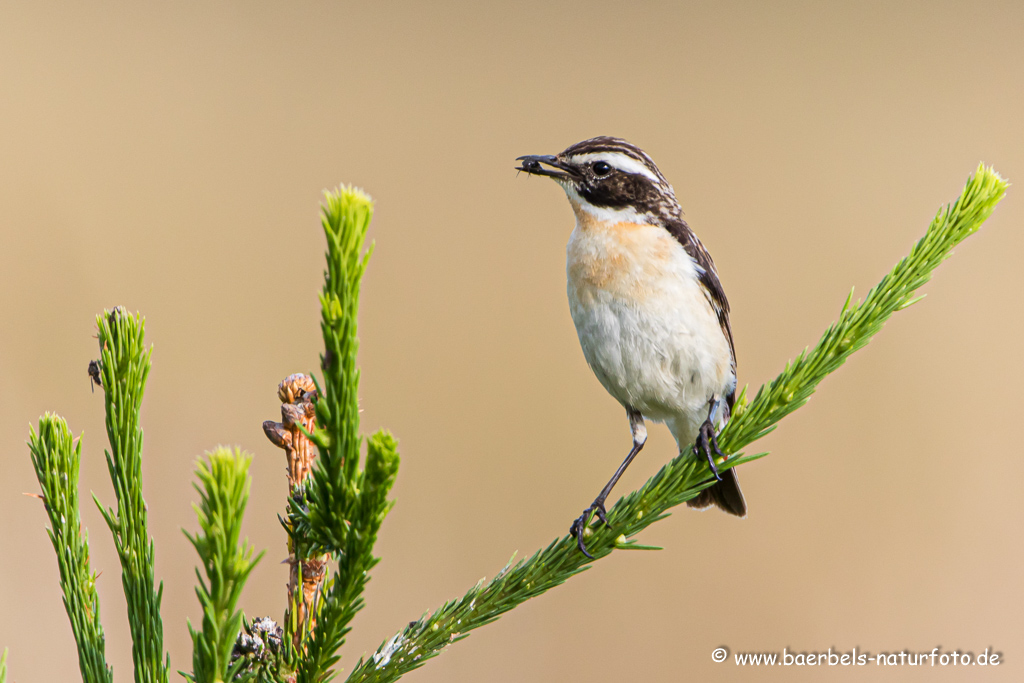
<box><xmin>561</xmin><ymin>184</ymin><xmax>649</xmax><ymax>225</ymax></box>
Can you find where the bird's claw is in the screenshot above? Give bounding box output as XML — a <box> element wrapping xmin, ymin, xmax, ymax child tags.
<box><xmin>694</xmin><ymin>419</ymin><xmax>725</xmax><ymax>482</ymax></box>
<box><xmin>570</xmin><ymin>500</ymin><xmax>608</xmax><ymax>559</ymax></box>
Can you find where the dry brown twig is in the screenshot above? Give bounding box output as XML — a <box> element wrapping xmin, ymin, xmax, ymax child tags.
<box><xmin>263</xmin><ymin>373</ymin><xmax>329</xmax><ymax>648</ymax></box>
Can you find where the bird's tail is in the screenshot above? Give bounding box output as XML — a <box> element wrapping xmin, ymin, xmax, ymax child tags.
<box><xmin>687</xmin><ymin>466</ymin><xmax>746</xmax><ymax>517</ymax></box>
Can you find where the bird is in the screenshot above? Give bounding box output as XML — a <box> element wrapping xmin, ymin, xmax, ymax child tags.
<box><xmin>515</xmin><ymin>136</ymin><xmax>746</xmax><ymax>557</ymax></box>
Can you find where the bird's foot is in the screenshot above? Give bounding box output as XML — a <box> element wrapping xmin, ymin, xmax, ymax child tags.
<box><xmin>569</xmin><ymin>500</ymin><xmax>608</xmax><ymax>559</ymax></box>
<box><xmin>694</xmin><ymin>419</ymin><xmax>725</xmax><ymax>482</ymax></box>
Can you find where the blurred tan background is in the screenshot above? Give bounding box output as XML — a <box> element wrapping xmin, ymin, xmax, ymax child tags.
<box><xmin>1</xmin><ymin>1</ymin><xmax>1022</xmax><ymax>681</ymax></box>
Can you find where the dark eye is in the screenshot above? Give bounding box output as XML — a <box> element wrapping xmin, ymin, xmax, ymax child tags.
<box><xmin>592</xmin><ymin>161</ymin><xmax>612</xmax><ymax>176</ymax></box>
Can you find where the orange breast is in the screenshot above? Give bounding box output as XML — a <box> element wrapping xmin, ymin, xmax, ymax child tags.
<box><xmin>566</xmin><ymin>207</ymin><xmax>682</xmax><ymax>303</ymax></box>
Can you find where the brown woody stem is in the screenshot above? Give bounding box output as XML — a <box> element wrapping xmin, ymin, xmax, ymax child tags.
<box><xmin>263</xmin><ymin>373</ymin><xmax>329</xmax><ymax>648</ymax></box>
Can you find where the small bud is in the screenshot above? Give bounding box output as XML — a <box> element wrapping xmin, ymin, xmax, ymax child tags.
<box><xmin>278</xmin><ymin>373</ymin><xmax>316</xmax><ymax>404</ymax></box>
<box><xmin>263</xmin><ymin>421</ymin><xmax>290</xmax><ymax>449</ymax></box>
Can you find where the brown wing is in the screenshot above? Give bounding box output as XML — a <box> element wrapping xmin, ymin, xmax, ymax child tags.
<box><xmin>663</xmin><ymin>217</ymin><xmax>746</xmax><ymax>516</ymax></box>
<box><xmin>662</xmin><ymin>218</ymin><xmax>737</xmax><ymax>409</ymax></box>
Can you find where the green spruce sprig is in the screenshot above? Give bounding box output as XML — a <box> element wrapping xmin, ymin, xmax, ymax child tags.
<box><xmin>344</xmin><ymin>165</ymin><xmax>1008</xmax><ymax>683</ymax></box>
<box><xmin>93</xmin><ymin>307</ymin><xmax>170</xmax><ymax>683</ymax></box>
<box><xmin>280</xmin><ymin>187</ymin><xmax>400</xmax><ymax>682</ymax></box>
<box><xmin>184</xmin><ymin>447</ymin><xmax>264</xmax><ymax>683</ymax></box>
<box><xmin>302</xmin><ymin>187</ymin><xmax>376</xmax><ymax>553</ymax></box>
<box><xmin>298</xmin><ymin>432</ymin><xmax>399</xmax><ymax>683</ymax></box>
<box><xmin>719</xmin><ymin>163</ymin><xmax>1008</xmax><ymax>454</ymax></box>
<box><xmin>28</xmin><ymin>415</ymin><xmax>113</xmax><ymax>683</ymax></box>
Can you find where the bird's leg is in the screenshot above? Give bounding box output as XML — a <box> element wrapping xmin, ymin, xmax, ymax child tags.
<box><xmin>694</xmin><ymin>396</ymin><xmax>725</xmax><ymax>482</ymax></box>
<box><xmin>571</xmin><ymin>407</ymin><xmax>647</xmax><ymax>558</ymax></box>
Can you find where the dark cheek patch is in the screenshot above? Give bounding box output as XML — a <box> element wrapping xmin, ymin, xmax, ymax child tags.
<box><xmin>578</xmin><ymin>175</ymin><xmax>665</xmax><ymax>212</ymax></box>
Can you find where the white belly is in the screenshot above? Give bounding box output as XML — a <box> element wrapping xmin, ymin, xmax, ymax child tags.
<box><xmin>566</xmin><ymin>219</ymin><xmax>734</xmax><ymax>447</ymax></box>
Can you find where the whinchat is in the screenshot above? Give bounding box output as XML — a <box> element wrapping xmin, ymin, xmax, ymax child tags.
<box><xmin>516</xmin><ymin>137</ymin><xmax>746</xmax><ymax>557</ymax></box>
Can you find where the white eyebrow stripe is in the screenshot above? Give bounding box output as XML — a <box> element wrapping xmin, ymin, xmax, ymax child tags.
<box><xmin>569</xmin><ymin>152</ymin><xmax>661</xmax><ymax>182</ymax></box>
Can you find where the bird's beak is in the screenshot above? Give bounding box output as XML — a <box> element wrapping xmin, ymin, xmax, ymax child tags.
<box><xmin>515</xmin><ymin>154</ymin><xmax>576</xmax><ymax>180</ymax></box>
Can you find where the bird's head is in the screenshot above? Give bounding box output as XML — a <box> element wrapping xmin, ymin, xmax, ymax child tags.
<box><xmin>516</xmin><ymin>136</ymin><xmax>681</xmax><ymax>224</ymax></box>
